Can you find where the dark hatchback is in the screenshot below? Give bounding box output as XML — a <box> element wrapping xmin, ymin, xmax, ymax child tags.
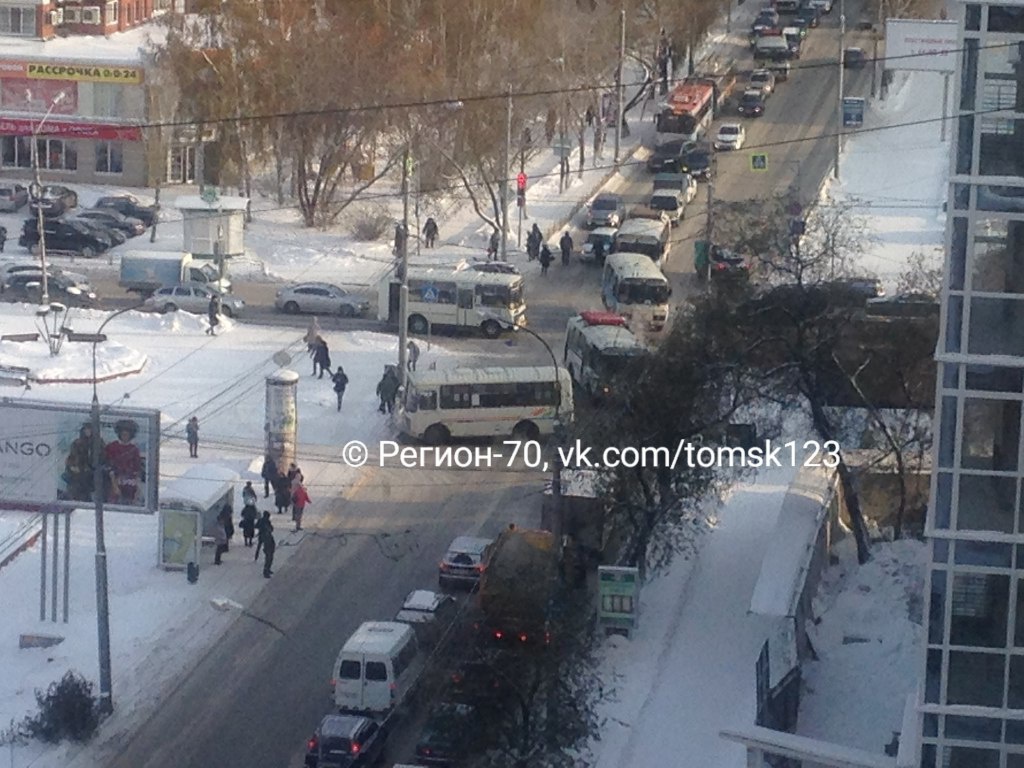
<box><xmin>1</xmin><ymin>272</ymin><xmax>98</xmax><ymax>308</ymax></box>
<box><xmin>738</xmin><ymin>90</ymin><xmax>766</xmax><ymax>117</ymax></box>
<box><xmin>646</xmin><ymin>140</ymin><xmax>693</xmax><ymax>174</ymax></box>
<box><xmin>304</xmin><ymin>715</ymin><xmax>386</xmax><ymax>768</ymax></box>
<box><xmin>680</xmin><ymin>144</ymin><xmax>713</xmax><ymax>181</ymax></box>
<box><xmin>94</xmin><ymin>194</ymin><xmax>159</xmax><ymax>227</ymax></box>
<box><xmin>19</xmin><ymin>218</ymin><xmax>112</xmax><ymax>258</ymax></box>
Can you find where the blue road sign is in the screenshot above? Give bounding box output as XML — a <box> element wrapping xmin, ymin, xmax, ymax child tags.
<box><xmin>843</xmin><ymin>97</ymin><xmax>866</xmax><ymax>128</ymax></box>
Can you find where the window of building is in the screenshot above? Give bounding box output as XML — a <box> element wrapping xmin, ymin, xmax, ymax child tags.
<box><xmin>966</xmin><ymin>363</ymin><xmax>1024</xmax><ymax>393</ymax></box>
<box><xmin>954</xmin><ymin>540</ymin><xmax>1013</xmax><ymax>567</ymax></box>
<box><xmin>1</xmin><ymin>136</ymin><xmax>33</xmax><ymax>169</ymax></box>
<box><xmin>1009</xmin><ymin>753</ymin><xmax>1024</xmax><ymax>768</ymax></box>
<box><xmin>90</xmin><ymin>84</ymin><xmax>124</xmax><ymax>118</ymax></box>
<box><xmin>960</xmin><ymin>38</ymin><xmax>979</xmax><ymax>111</ymax></box>
<box><xmin>966</xmin><ymin>4</ymin><xmax>981</xmax><ymax>31</ymax></box>
<box><xmin>95</xmin><ymin>141</ymin><xmax>123</xmax><ymax>174</ymax></box>
<box><xmin>956</xmin><ymin>473</ymin><xmax>1018</xmax><ymax>533</ymax></box>
<box><xmin>944</xmin><ymin>296</ymin><xmax>963</xmax><ymax>354</ymax></box>
<box><xmin>0</xmin><ymin>6</ymin><xmax>35</xmax><ymax>36</ymax></box>
<box><xmin>934</xmin><ymin>474</ymin><xmax>952</xmax><ymax>529</ymax></box>
<box><xmin>950</xmin><ymin>572</ymin><xmax>1009</xmax><ymax>646</ymax></box>
<box><xmin>938</xmin><ymin>397</ymin><xmax>958</xmax><ymax>468</ymax></box>
<box><xmin>106</xmin><ymin>0</ymin><xmax>118</xmax><ymax>23</ymax></box>
<box><xmin>930</xmin><ymin>569</ymin><xmax>947</xmax><ymax>644</ymax></box>
<box><xmin>947</xmin><ymin>650</ymin><xmax>1005</xmax><ymax>706</ymax></box>
<box><xmin>968</xmin><ymin>297</ymin><xmax>1024</xmax><ymax>357</ymax></box>
<box><xmin>36</xmin><ymin>139</ymin><xmax>77</xmax><ymax>171</ymax></box>
<box><xmin>988</xmin><ymin>5</ymin><xmax>1024</xmax><ymax>33</ymax></box>
<box><xmin>945</xmin><ymin>745</ymin><xmax>999</xmax><ymax>768</ymax></box>
<box><xmin>1010</xmin><ymin>655</ymin><xmax>1024</xmax><ymax>707</ymax></box>
<box><xmin>945</xmin><ymin>715</ymin><xmax>1003</xmax><ymax>742</ymax></box>
<box><xmin>950</xmin><ymin>218</ymin><xmax>967</xmax><ymax>291</ymax></box>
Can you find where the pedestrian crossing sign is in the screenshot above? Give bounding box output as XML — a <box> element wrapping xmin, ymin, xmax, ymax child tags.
<box><xmin>750</xmin><ymin>153</ymin><xmax>768</xmax><ymax>172</ymax></box>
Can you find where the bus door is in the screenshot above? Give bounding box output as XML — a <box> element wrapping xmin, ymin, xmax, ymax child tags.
<box><xmin>457</xmin><ymin>287</ymin><xmax>475</xmax><ymax>325</ymax></box>
<box><xmin>388</xmin><ymin>282</ymin><xmax>401</xmax><ymax>323</ymax></box>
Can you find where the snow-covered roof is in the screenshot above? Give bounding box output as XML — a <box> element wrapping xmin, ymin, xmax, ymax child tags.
<box><xmin>175</xmin><ymin>196</ymin><xmax>251</xmax><ymax>212</ymax></box>
<box><xmin>402</xmin><ymin>590</ymin><xmax>444</xmax><ymax>612</ymax></box>
<box><xmin>0</xmin><ymin>23</ymin><xmax>166</xmax><ymax>65</ymax></box>
<box><xmin>749</xmin><ymin>465</ymin><xmax>834</xmax><ymax>618</ymax></box>
<box><xmin>159</xmin><ymin>464</ymin><xmax>240</xmax><ymax>512</ymax></box>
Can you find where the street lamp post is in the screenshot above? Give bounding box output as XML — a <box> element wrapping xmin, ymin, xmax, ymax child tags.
<box><xmin>28</xmin><ymin>91</ymin><xmax>67</xmax><ymax>306</ymax></box>
<box><xmin>90</xmin><ymin>302</ymin><xmax>144</xmax><ymax>716</ymax></box>
<box><xmin>835</xmin><ymin>1</ymin><xmax>846</xmax><ymax>179</ymax></box>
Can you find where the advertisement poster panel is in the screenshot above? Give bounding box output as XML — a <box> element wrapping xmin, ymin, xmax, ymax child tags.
<box><xmin>159</xmin><ymin>509</ymin><xmax>201</xmax><ymax>569</ymax></box>
<box><xmin>0</xmin><ymin>401</ymin><xmax>159</xmax><ymax>513</ymax></box>
<box><xmin>884</xmin><ymin>19</ymin><xmax>958</xmax><ymax>73</ymax></box>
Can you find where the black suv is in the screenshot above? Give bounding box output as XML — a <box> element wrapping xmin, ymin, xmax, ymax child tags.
<box><xmin>28</xmin><ymin>185</ymin><xmax>78</xmax><ymax>218</ymax></box>
<box><xmin>95</xmin><ymin>195</ymin><xmax>159</xmax><ymax>227</ymax></box>
<box><xmin>680</xmin><ymin>144</ymin><xmax>713</xmax><ymax>181</ymax></box>
<box><xmin>647</xmin><ymin>140</ymin><xmax>694</xmax><ymax>174</ymax></box>
<box><xmin>19</xmin><ymin>218</ymin><xmax>112</xmax><ymax>259</ymax></box>
<box><xmin>1</xmin><ymin>272</ymin><xmax>98</xmax><ymax>307</ymax></box>
<box><xmin>304</xmin><ymin>715</ymin><xmax>386</xmax><ymax>768</ymax></box>
<box><xmin>738</xmin><ymin>90</ymin><xmax>767</xmax><ymax>117</ymax></box>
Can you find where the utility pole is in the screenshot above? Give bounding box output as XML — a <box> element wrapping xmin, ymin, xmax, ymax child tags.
<box><xmin>835</xmin><ymin>0</ymin><xmax>846</xmax><ymax>180</ymax></box>
<box><xmin>150</xmin><ymin>180</ymin><xmax>160</xmax><ymax>243</ymax></box>
<box><xmin>91</xmin><ymin>391</ymin><xmax>113</xmax><ymax>715</ymax></box>
<box><xmin>871</xmin><ymin>0</ymin><xmax>882</xmax><ymax>97</ymax></box>
<box><xmin>614</xmin><ymin>8</ymin><xmax>626</xmax><ymax>164</ymax></box>
<box><xmin>705</xmin><ymin>163</ymin><xmax>715</xmax><ymax>286</ymax></box>
<box><xmin>30</xmin><ymin>135</ymin><xmax>49</xmax><ymax>305</ymax></box>
<box><xmin>501</xmin><ymin>84</ymin><xmax>512</xmax><ymax>262</ymax></box>
<box><xmin>398</xmin><ymin>147</ymin><xmax>411</xmax><ymax>386</ymax></box>
<box><xmin>518</xmin><ymin>135</ymin><xmax>526</xmax><ymax>247</ymax></box>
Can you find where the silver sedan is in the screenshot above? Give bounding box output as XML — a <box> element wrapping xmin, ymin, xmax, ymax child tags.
<box><xmin>274</xmin><ymin>282</ymin><xmax>370</xmax><ymax>317</ymax></box>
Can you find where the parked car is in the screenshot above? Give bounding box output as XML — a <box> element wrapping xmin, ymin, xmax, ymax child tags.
<box><xmin>303</xmin><ymin>714</ymin><xmax>386</xmax><ymax>768</ymax></box>
<box><xmin>646</xmin><ymin>139</ymin><xmax>694</xmax><ymax>174</ymax></box>
<box><xmin>1</xmin><ymin>272</ymin><xmax>98</xmax><ymax>307</ymax></box>
<box><xmin>446</xmin><ymin>660</ymin><xmax>504</xmax><ymax>704</ymax></box>
<box><xmin>438</xmin><ymin>535</ymin><xmax>495</xmax><ymax>590</ymax></box>
<box><xmin>467</xmin><ymin>261</ymin><xmax>520</xmax><ymax>275</ymax></box>
<box><xmin>19</xmin><ymin>218</ymin><xmax>111</xmax><ymax>258</ymax></box>
<box><xmin>653</xmin><ymin>172</ymin><xmax>698</xmax><ymax>205</ymax></box>
<box><xmin>395</xmin><ymin>589</ymin><xmax>457</xmax><ymax>647</ymax></box>
<box><xmin>414</xmin><ymin>703</ymin><xmax>477</xmax><ymax>767</ymax></box>
<box><xmin>1</xmin><ymin>264</ymin><xmax>91</xmax><ymax>294</ymax></box>
<box><xmin>826</xmin><ymin>277</ymin><xmax>885</xmax><ymax>301</ymax></box>
<box><xmin>75</xmin><ymin>209</ymin><xmax>146</xmax><ymax>237</ymax></box>
<box><xmin>0</xmin><ymin>184</ymin><xmax>28</xmax><ymax>212</ymax></box>
<box><xmin>714</xmin><ymin>123</ymin><xmax>746</xmax><ymax>151</ymax></box>
<box><xmin>275</xmin><ymin>282</ymin><xmax>370</xmax><ymax>317</ymax></box>
<box><xmin>843</xmin><ymin>47</ymin><xmax>867</xmax><ymax>69</ymax></box>
<box><xmin>585</xmin><ymin>193</ymin><xmax>627</xmax><ymax>228</ymax></box>
<box><xmin>580</xmin><ymin>227</ymin><xmax>617</xmax><ymax>264</ymax></box>
<box><xmin>94</xmin><ymin>194</ymin><xmax>158</xmax><ymax>227</ymax></box>
<box><xmin>749</xmin><ymin>69</ymin><xmax>776</xmax><ymax>97</ymax></box>
<box><xmin>648</xmin><ymin>190</ymin><xmax>684</xmax><ymax>225</ymax></box>
<box><xmin>865</xmin><ymin>292</ymin><xmax>940</xmax><ymax>318</ymax></box>
<box><xmin>145</xmin><ymin>283</ymin><xmax>245</xmax><ymax>317</ymax></box>
<box><xmin>738</xmin><ymin>89</ymin><xmax>767</xmax><ymax>117</ymax></box>
<box><xmin>72</xmin><ymin>217</ymin><xmax>127</xmax><ymax>246</ymax></box>
<box><xmin>808</xmin><ymin>0</ymin><xmax>834</xmax><ymax>12</ymax></box>
<box><xmin>767</xmin><ymin>59</ymin><xmax>792</xmax><ymax>82</ymax></box>
<box><xmin>680</xmin><ymin>144</ymin><xmax>713</xmax><ymax>181</ymax></box>
<box><xmin>696</xmin><ymin>244</ymin><xmax>750</xmax><ymax>281</ymax></box>
<box><xmin>28</xmin><ymin>185</ymin><xmax>78</xmax><ymax>218</ymax></box>
<box><xmin>796</xmin><ymin>3</ymin><xmax>821</xmax><ymax>27</ymax></box>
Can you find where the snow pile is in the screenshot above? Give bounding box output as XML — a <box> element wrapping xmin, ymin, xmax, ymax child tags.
<box><xmin>798</xmin><ymin>537</ymin><xmax>927</xmax><ymax>754</ymax></box>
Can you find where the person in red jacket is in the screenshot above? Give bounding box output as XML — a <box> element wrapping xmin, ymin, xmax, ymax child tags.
<box><xmin>104</xmin><ymin>419</ymin><xmax>143</xmax><ymax>505</ymax></box>
<box><xmin>291</xmin><ymin>483</ymin><xmax>311</xmax><ymax>532</ymax></box>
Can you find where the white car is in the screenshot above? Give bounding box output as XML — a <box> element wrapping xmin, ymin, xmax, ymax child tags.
<box><xmin>274</xmin><ymin>281</ymin><xmax>371</xmax><ymax>317</ymax></box>
<box><xmin>714</xmin><ymin>123</ymin><xmax>746</xmax><ymax>151</ymax></box>
<box><xmin>145</xmin><ymin>283</ymin><xmax>245</xmax><ymax>317</ymax></box>
<box><xmin>749</xmin><ymin>69</ymin><xmax>776</xmax><ymax>97</ymax></box>
<box><xmin>395</xmin><ymin>589</ymin><xmax>457</xmax><ymax>647</ymax></box>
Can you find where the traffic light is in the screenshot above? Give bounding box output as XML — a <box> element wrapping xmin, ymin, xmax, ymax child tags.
<box><xmin>516</xmin><ymin>173</ymin><xmax>527</xmax><ymax>207</ymax></box>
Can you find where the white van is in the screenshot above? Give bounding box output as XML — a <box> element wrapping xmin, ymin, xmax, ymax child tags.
<box><xmin>332</xmin><ymin>621</ymin><xmax>421</xmax><ymax>715</ymax></box>
<box><xmin>754</xmin><ymin>34</ymin><xmax>791</xmax><ymax>61</ymax></box>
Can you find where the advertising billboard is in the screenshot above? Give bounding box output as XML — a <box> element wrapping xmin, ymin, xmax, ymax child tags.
<box><xmin>884</xmin><ymin>19</ymin><xmax>958</xmax><ymax>73</ymax></box>
<box><xmin>159</xmin><ymin>509</ymin><xmax>201</xmax><ymax>569</ymax></box>
<box><xmin>0</xmin><ymin>400</ymin><xmax>159</xmax><ymax>513</ymax></box>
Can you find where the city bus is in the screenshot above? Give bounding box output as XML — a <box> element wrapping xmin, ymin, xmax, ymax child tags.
<box><xmin>398</xmin><ymin>366</ymin><xmax>574</xmax><ymax>445</ymax></box>
<box><xmin>655</xmin><ymin>80</ymin><xmax>715</xmax><ymax>146</ymax></box>
<box><xmin>377</xmin><ymin>265</ymin><xmax>526</xmax><ymax>338</ymax></box>
<box><xmin>614</xmin><ymin>217</ymin><xmax>671</xmax><ymax>268</ymax></box>
<box><xmin>563</xmin><ymin>311</ymin><xmax>648</xmax><ymax>401</ymax></box>
<box><xmin>601</xmin><ymin>253</ymin><xmax>672</xmax><ymax>334</ymax></box>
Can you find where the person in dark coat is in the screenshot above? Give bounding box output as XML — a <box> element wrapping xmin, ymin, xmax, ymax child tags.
<box><xmin>376</xmin><ymin>367</ymin><xmax>400</xmax><ymax>414</ymax></box>
<box><xmin>527</xmin><ymin>223</ymin><xmax>542</xmax><ymax>261</ymax></box>
<box><xmin>423</xmin><ymin>217</ymin><xmax>439</xmax><ymax>248</ymax></box>
<box><xmin>273</xmin><ymin>472</ymin><xmax>291</xmax><ymax>515</ymax></box>
<box><xmin>213</xmin><ymin>516</ymin><xmax>228</xmax><ymax>565</ymax></box>
<box><xmin>593</xmin><ymin>237</ymin><xmax>606</xmax><ymax>265</ymax></box>
<box><xmin>240</xmin><ymin>503</ymin><xmax>258</xmax><ymax>547</ymax></box>
<box><xmin>0</xmin><ymin>225</ymin><xmax>7</xmax><ymax>253</ymax></box>
<box><xmin>255</xmin><ymin>511</ymin><xmax>273</xmax><ymax>562</ymax></box>
<box><xmin>262</xmin><ymin>527</ymin><xmax>276</xmax><ymax>578</ymax></box>
<box><xmin>206</xmin><ymin>293</ymin><xmax>221</xmax><ymax>336</ymax></box>
<box><xmin>312</xmin><ymin>337</ymin><xmax>331</xmax><ymax>379</ymax></box>
<box><xmin>242</xmin><ymin>480</ymin><xmax>257</xmax><ymax>508</ymax></box>
<box><xmin>260</xmin><ymin>454</ymin><xmax>277</xmax><ymax>498</ymax></box>
<box><xmin>406</xmin><ymin>340</ymin><xmax>420</xmax><ymax>372</ymax></box>
<box><xmin>219</xmin><ymin>503</ymin><xmax>234</xmax><ymax>545</ymax></box>
<box><xmin>186</xmin><ymin>416</ymin><xmax>199</xmax><ymax>458</ymax></box>
<box><xmin>559</xmin><ymin>231</ymin><xmax>573</xmax><ymax>266</ymax></box>
<box><xmin>487</xmin><ymin>229</ymin><xmax>500</xmax><ymax>261</ymax></box>
<box><xmin>539</xmin><ymin>244</ymin><xmax>553</xmax><ymax>275</ymax></box>
<box><xmin>394</xmin><ymin>223</ymin><xmax>407</xmax><ymax>255</ymax></box>
<box><xmin>331</xmin><ymin>366</ymin><xmax>349</xmax><ymax>411</ymax></box>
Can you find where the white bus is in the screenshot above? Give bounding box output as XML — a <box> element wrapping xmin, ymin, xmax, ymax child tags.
<box><xmin>377</xmin><ymin>265</ymin><xmax>526</xmax><ymax>338</ymax></box>
<box><xmin>601</xmin><ymin>253</ymin><xmax>672</xmax><ymax>334</ymax></box>
<box><xmin>614</xmin><ymin>217</ymin><xmax>671</xmax><ymax>268</ymax></box>
<box><xmin>563</xmin><ymin>311</ymin><xmax>648</xmax><ymax>400</ymax></box>
<box><xmin>398</xmin><ymin>366</ymin><xmax>574</xmax><ymax>445</ymax></box>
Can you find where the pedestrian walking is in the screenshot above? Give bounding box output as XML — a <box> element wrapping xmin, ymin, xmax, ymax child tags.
<box><xmin>262</xmin><ymin>527</ymin><xmax>276</xmax><ymax>578</ymax></box>
<box><xmin>213</xmin><ymin>515</ymin><xmax>228</xmax><ymax>565</ymax></box>
<box><xmin>240</xmin><ymin>502</ymin><xmax>258</xmax><ymax>547</ymax></box>
<box><xmin>255</xmin><ymin>510</ymin><xmax>273</xmax><ymax>560</ymax></box>
<box><xmin>406</xmin><ymin>340</ymin><xmax>420</xmax><ymax>372</ymax></box>
<box><xmin>185</xmin><ymin>416</ymin><xmax>199</xmax><ymax>458</ymax></box>
<box><xmin>423</xmin><ymin>217</ymin><xmax>439</xmax><ymax>248</ymax></box>
<box><xmin>593</xmin><ymin>238</ymin><xmax>606</xmax><ymax>265</ymax></box>
<box><xmin>559</xmin><ymin>231</ymin><xmax>574</xmax><ymax>266</ymax></box>
<box><xmin>291</xmin><ymin>483</ymin><xmax>311</xmax><ymax>532</ymax></box>
<box><xmin>219</xmin><ymin>502</ymin><xmax>235</xmax><ymax>545</ymax></box>
<box><xmin>274</xmin><ymin>472</ymin><xmax>291</xmax><ymax>515</ymax></box>
<box><xmin>260</xmin><ymin>454</ymin><xmax>277</xmax><ymax>498</ymax></box>
<box><xmin>304</xmin><ymin>317</ymin><xmax>322</xmax><ymax>355</ymax></box>
<box><xmin>487</xmin><ymin>229</ymin><xmax>500</xmax><ymax>261</ymax></box>
<box><xmin>539</xmin><ymin>244</ymin><xmax>553</xmax><ymax>275</ymax></box>
<box><xmin>527</xmin><ymin>223</ymin><xmax>542</xmax><ymax>261</ymax></box>
<box><xmin>0</xmin><ymin>225</ymin><xmax>7</xmax><ymax>253</ymax></box>
<box><xmin>206</xmin><ymin>293</ymin><xmax>221</xmax><ymax>336</ymax></box>
<box><xmin>312</xmin><ymin>337</ymin><xmax>331</xmax><ymax>379</ymax></box>
<box><xmin>376</xmin><ymin>367</ymin><xmax>399</xmax><ymax>414</ymax></box>
<box><xmin>242</xmin><ymin>480</ymin><xmax>257</xmax><ymax>508</ymax></box>
<box><xmin>331</xmin><ymin>366</ymin><xmax>349</xmax><ymax>412</ymax></box>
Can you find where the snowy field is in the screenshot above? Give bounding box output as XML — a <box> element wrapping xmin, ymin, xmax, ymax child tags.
<box><xmin>0</xmin><ymin>39</ymin><xmax>946</xmax><ymax>768</ymax></box>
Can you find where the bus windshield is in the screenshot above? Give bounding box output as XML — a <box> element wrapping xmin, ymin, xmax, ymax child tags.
<box><xmin>657</xmin><ymin>112</ymin><xmax>697</xmax><ymax>136</ymax></box>
<box><xmin>617</xmin><ymin>278</ymin><xmax>670</xmax><ymax>305</ymax></box>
